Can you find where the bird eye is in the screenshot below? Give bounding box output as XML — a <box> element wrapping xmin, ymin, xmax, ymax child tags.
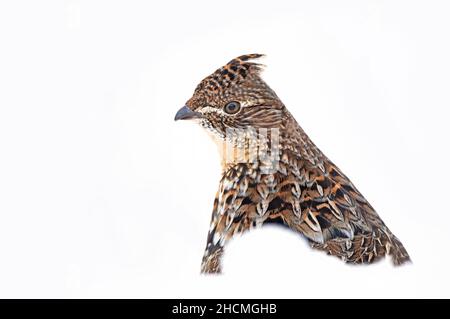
<box><xmin>224</xmin><ymin>101</ymin><xmax>241</xmax><ymax>114</ymax></box>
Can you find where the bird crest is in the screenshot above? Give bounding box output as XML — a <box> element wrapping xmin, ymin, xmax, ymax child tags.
<box><xmin>194</xmin><ymin>54</ymin><xmax>266</xmax><ymax>94</ymax></box>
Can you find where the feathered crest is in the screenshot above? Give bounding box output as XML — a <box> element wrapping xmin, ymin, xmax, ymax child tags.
<box><xmin>225</xmin><ymin>53</ymin><xmax>266</xmax><ymax>76</ymax></box>
<box><xmin>195</xmin><ymin>54</ymin><xmax>267</xmax><ymax>94</ymax></box>
<box><xmin>227</xmin><ymin>53</ymin><xmax>266</xmax><ymax>66</ymax></box>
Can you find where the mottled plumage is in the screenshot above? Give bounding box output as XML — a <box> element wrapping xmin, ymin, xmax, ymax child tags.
<box><xmin>175</xmin><ymin>54</ymin><xmax>410</xmax><ymax>274</ymax></box>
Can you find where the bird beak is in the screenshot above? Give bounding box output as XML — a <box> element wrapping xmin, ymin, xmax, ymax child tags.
<box><xmin>174</xmin><ymin>105</ymin><xmax>203</xmax><ymax>121</ymax></box>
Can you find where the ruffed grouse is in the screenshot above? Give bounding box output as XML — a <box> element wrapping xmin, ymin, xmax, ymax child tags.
<box><xmin>175</xmin><ymin>54</ymin><xmax>410</xmax><ymax>274</ymax></box>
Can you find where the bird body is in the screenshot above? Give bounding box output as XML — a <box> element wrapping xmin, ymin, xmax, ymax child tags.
<box><xmin>175</xmin><ymin>54</ymin><xmax>410</xmax><ymax>273</ymax></box>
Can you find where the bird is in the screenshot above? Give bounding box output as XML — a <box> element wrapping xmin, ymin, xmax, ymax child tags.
<box><xmin>174</xmin><ymin>54</ymin><xmax>410</xmax><ymax>274</ymax></box>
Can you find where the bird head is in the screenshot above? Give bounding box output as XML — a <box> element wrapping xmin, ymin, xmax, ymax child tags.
<box><xmin>175</xmin><ymin>54</ymin><xmax>285</xmax><ymax>139</ymax></box>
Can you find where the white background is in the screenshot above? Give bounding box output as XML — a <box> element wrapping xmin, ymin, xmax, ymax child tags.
<box><xmin>0</xmin><ymin>0</ymin><xmax>449</xmax><ymax>298</ymax></box>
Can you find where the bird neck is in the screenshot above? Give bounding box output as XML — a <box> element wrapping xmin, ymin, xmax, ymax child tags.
<box><xmin>278</xmin><ymin>111</ymin><xmax>326</xmax><ymax>167</ymax></box>
<box><xmin>211</xmin><ymin>111</ymin><xmax>326</xmax><ymax>173</ymax></box>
